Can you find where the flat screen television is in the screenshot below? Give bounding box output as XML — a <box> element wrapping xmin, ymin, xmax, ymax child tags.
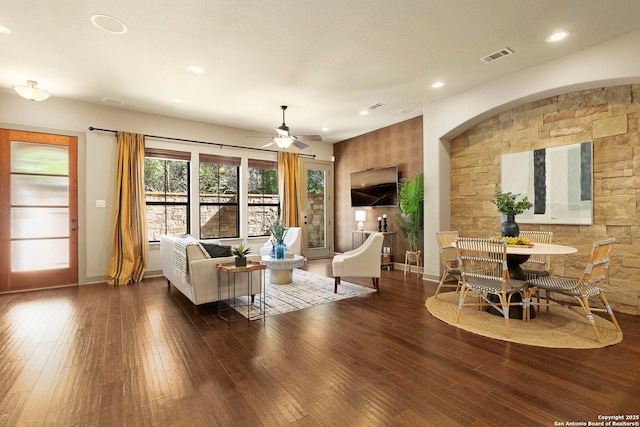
<box><xmin>350</xmin><ymin>165</ymin><xmax>399</xmax><ymax>207</ymax></box>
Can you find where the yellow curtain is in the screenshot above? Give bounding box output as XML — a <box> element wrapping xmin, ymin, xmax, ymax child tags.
<box><xmin>108</xmin><ymin>132</ymin><xmax>148</xmax><ymax>285</ymax></box>
<box><xmin>277</xmin><ymin>151</ymin><xmax>300</xmax><ymax>227</ymax></box>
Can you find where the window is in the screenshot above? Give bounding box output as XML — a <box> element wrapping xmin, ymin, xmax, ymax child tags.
<box><xmin>199</xmin><ymin>154</ymin><xmax>239</xmax><ymax>239</ymax></box>
<box><xmin>144</xmin><ymin>148</ymin><xmax>190</xmax><ymax>242</ymax></box>
<box><xmin>248</xmin><ymin>159</ymin><xmax>279</xmax><ymax>236</ymax></box>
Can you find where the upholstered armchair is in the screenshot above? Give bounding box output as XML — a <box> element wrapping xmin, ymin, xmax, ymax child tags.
<box><xmin>332</xmin><ymin>232</ymin><xmax>384</xmax><ymax>294</ymax></box>
<box><xmin>260</xmin><ymin>226</ymin><xmax>303</xmax><ymax>257</ymax></box>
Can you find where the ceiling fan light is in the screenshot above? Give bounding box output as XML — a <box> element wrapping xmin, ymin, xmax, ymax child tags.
<box><xmin>14</xmin><ymin>80</ymin><xmax>50</xmax><ymax>101</ymax></box>
<box><xmin>274</xmin><ymin>137</ymin><xmax>293</xmax><ymax>149</ymax></box>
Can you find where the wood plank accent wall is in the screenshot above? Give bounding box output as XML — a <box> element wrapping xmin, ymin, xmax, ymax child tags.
<box><xmin>450</xmin><ymin>84</ymin><xmax>640</xmax><ymax>315</ymax></box>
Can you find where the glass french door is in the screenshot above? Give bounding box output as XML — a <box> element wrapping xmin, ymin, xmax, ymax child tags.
<box><xmin>300</xmin><ymin>159</ymin><xmax>333</xmax><ymax>259</ymax></box>
<box><xmin>0</xmin><ymin>130</ymin><xmax>78</xmax><ymax>292</ymax></box>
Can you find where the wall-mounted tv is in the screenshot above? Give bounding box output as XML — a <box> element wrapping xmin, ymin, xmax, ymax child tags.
<box><xmin>350</xmin><ymin>165</ymin><xmax>399</xmax><ymax>207</ymax></box>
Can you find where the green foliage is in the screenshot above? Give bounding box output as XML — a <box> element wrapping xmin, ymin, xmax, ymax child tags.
<box><xmin>397</xmin><ymin>173</ymin><xmax>424</xmax><ymax>252</ymax></box>
<box><xmin>307</xmin><ymin>169</ymin><xmax>325</xmax><ymax>194</ymax></box>
<box><xmin>200</xmin><ymin>162</ymin><xmax>237</xmax><ymax>195</ymax></box>
<box><xmin>249</xmin><ymin>168</ymin><xmax>278</xmax><ymax>194</ymax></box>
<box><xmin>231</xmin><ymin>244</ymin><xmax>251</xmax><ymax>258</ymax></box>
<box><xmin>492</xmin><ymin>183</ymin><xmax>533</xmax><ymax>215</ymax></box>
<box><xmin>144</xmin><ymin>158</ymin><xmax>188</xmax><ymax>193</ymax></box>
<box><xmin>269</xmin><ymin>218</ymin><xmax>287</xmax><ymax>241</ymax></box>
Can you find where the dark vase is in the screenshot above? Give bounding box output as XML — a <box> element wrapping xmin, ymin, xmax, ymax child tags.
<box><xmin>235</xmin><ymin>257</ymin><xmax>247</xmax><ymax>267</ymax></box>
<box><xmin>501</xmin><ymin>214</ymin><xmax>520</xmax><ymax>237</ymax></box>
<box><xmin>275</xmin><ymin>240</ymin><xmax>286</xmax><ymax>259</ymax></box>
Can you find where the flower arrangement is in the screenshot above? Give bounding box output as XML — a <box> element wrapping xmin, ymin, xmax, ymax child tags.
<box><xmin>269</xmin><ymin>218</ymin><xmax>287</xmax><ymax>242</ymax></box>
<box><xmin>492</xmin><ymin>183</ymin><xmax>533</xmax><ymax>215</ymax></box>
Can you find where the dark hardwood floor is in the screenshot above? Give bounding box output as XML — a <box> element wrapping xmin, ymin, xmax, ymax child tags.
<box><xmin>0</xmin><ymin>259</ymin><xmax>638</xmax><ymax>426</ymax></box>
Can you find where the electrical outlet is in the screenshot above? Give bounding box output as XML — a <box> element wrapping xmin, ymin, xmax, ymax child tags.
<box><xmin>96</xmin><ymin>200</ymin><xmax>106</xmax><ymax>208</ymax></box>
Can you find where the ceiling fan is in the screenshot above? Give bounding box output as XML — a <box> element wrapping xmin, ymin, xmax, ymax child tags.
<box><xmin>247</xmin><ymin>105</ymin><xmax>322</xmax><ymax>149</ymax></box>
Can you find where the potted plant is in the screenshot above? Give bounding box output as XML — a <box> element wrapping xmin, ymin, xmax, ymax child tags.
<box><xmin>397</xmin><ymin>173</ymin><xmax>424</xmax><ymax>254</ymax></box>
<box><xmin>231</xmin><ymin>244</ymin><xmax>251</xmax><ymax>267</ymax></box>
<box><xmin>491</xmin><ymin>183</ymin><xmax>533</xmax><ymax>237</ymax></box>
<box><xmin>268</xmin><ymin>218</ymin><xmax>288</xmax><ymax>259</ymax></box>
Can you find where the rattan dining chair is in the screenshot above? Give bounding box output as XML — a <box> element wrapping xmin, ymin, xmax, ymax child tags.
<box><xmin>455</xmin><ymin>237</ymin><xmax>530</xmax><ymax>337</ymax></box>
<box><xmin>529</xmin><ymin>237</ymin><xmax>621</xmax><ymax>342</ymax></box>
<box><xmin>433</xmin><ymin>231</ymin><xmax>461</xmax><ymax>299</ymax></box>
<box><xmin>518</xmin><ymin>230</ymin><xmax>554</xmax><ymax>280</ymax></box>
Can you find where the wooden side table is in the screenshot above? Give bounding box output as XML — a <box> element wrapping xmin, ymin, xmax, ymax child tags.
<box><xmin>216</xmin><ymin>260</ymin><xmax>266</xmax><ymax>326</ymax></box>
<box><xmin>404</xmin><ymin>250</ymin><xmax>422</xmax><ymax>277</ymax></box>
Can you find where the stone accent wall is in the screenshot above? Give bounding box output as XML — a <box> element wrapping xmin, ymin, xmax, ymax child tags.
<box><xmin>334</xmin><ymin>116</ymin><xmax>423</xmax><ymax>261</ymax></box>
<box><xmin>450</xmin><ymin>85</ymin><xmax>640</xmax><ymax>315</ymax></box>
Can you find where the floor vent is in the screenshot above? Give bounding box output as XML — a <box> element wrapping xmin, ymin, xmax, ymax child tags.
<box><xmin>367</xmin><ymin>102</ymin><xmax>385</xmax><ymax>111</ymax></box>
<box><xmin>481</xmin><ymin>47</ymin><xmax>514</xmax><ymax>63</ymax></box>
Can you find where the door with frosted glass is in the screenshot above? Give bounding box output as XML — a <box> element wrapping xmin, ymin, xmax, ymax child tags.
<box><xmin>0</xmin><ymin>130</ymin><xmax>78</xmax><ymax>292</ymax></box>
<box><xmin>301</xmin><ymin>159</ymin><xmax>333</xmax><ymax>259</ymax></box>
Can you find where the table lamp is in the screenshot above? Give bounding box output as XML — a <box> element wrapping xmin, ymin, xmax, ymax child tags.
<box><xmin>355</xmin><ymin>210</ymin><xmax>366</xmax><ymax>231</ymax></box>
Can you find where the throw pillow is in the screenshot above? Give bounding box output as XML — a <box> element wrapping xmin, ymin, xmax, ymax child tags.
<box><xmin>199</xmin><ymin>242</ymin><xmax>232</xmax><ymax>258</ymax></box>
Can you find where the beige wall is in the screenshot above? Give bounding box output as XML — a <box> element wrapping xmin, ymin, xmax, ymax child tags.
<box><xmin>334</xmin><ymin>116</ymin><xmax>423</xmax><ymax>261</ymax></box>
<box><xmin>0</xmin><ymin>90</ymin><xmax>334</xmax><ymax>284</ymax></box>
<box><xmin>450</xmin><ymin>85</ymin><xmax>640</xmax><ymax>315</ymax></box>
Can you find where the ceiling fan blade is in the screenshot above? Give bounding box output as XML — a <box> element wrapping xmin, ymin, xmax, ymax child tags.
<box><xmin>294</xmin><ymin>134</ymin><xmax>323</xmax><ymax>142</ymax></box>
<box><xmin>291</xmin><ymin>140</ymin><xmax>309</xmax><ymax>150</ymax></box>
<box><xmin>262</xmin><ymin>140</ymin><xmax>276</xmax><ymax>148</ymax></box>
<box><xmin>246</xmin><ymin>135</ymin><xmax>272</xmax><ymax>139</ymax></box>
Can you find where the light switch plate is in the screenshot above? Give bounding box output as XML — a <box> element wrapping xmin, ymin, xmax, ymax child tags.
<box><xmin>96</xmin><ymin>200</ymin><xmax>106</xmax><ymax>208</ymax></box>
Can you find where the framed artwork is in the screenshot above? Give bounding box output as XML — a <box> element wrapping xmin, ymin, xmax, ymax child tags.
<box><xmin>500</xmin><ymin>141</ymin><xmax>592</xmax><ymax>225</ymax></box>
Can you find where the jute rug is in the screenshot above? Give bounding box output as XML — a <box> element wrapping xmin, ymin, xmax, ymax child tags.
<box><xmin>425</xmin><ymin>291</ymin><xmax>623</xmax><ymax>349</ymax></box>
<box><xmin>231</xmin><ymin>269</ymin><xmax>376</xmax><ymax>319</ymax></box>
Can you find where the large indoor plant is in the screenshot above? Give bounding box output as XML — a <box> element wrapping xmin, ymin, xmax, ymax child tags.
<box><xmin>397</xmin><ymin>172</ymin><xmax>424</xmax><ymax>253</ymax></box>
<box><xmin>491</xmin><ymin>183</ymin><xmax>533</xmax><ymax>237</ymax></box>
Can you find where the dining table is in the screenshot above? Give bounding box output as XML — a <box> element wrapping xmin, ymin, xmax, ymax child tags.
<box><xmin>453</xmin><ymin>239</ymin><xmax>578</xmax><ymax>320</ymax></box>
<box><xmin>505</xmin><ymin>242</ymin><xmax>578</xmax><ymax>280</ymax></box>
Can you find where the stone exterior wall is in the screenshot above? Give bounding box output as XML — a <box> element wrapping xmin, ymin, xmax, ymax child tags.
<box><xmin>306</xmin><ymin>193</ymin><xmax>325</xmax><ymax>249</ymax></box>
<box><xmin>146</xmin><ymin>193</ymin><xmax>278</xmax><ymax>240</ymax></box>
<box><xmin>450</xmin><ymin>85</ymin><xmax>640</xmax><ymax>315</ymax></box>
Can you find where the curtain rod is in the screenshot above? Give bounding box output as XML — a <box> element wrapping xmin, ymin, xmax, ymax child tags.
<box><xmin>88</xmin><ymin>126</ymin><xmax>316</xmax><ymax>158</ymax></box>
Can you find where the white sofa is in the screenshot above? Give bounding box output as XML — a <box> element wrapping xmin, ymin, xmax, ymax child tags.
<box><xmin>160</xmin><ymin>235</ymin><xmax>262</xmax><ymax>306</ymax></box>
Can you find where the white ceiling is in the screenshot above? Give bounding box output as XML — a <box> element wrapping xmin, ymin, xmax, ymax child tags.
<box><xmin>3</xmin><ymin>0</ymin><xmax>640</xmax><ymax>143</ymax></box>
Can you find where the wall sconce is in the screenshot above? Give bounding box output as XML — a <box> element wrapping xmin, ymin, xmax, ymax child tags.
<box><xmin>14</xmin><ymin>80</ymin><xmax>50</xmax><ymax>101</ymax></box>
<box><xmin>355</xmin><ymin>210</ymin><xmax>366</xmax><ymax>231</ymax></box>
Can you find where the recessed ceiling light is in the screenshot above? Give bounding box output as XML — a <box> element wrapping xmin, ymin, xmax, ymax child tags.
<box><xmin>173</xmin><ymin>98</ymin><xmax>183</xmax><ymax>103</ymax></box>
<box><xmin>187</xmin><ymin>66</ymin><xmax>205</xmax><ymax>74</ymax></box>
<box><xmin>399</xmin><ymin>108</ymin><xmax>414</xmax><ymax>115</ymax></box>
<box><xmin>431</xmin><ymin>81</ymin><xmax>445</xmax><ymax>89</ymax></box>
<box><xmin>0</xmin><ymin>24</ymin><xmax>11</xmax><ymax>35</ymax></box>
<box><xmin>90</xmin><ymin>14</ymin><xmax>127</xmax><ymax>34</ymax></box>
<box><xmin>321</xmin><ymin>127</ymin><xmax>329</xmax><ymax>132</ymax></box>
<box><xmin>359</xmin><ymin>111</ymin><xmax>369</xmax><ymax>116</ymax></box>
<box><xmin>546</xmin><ymin>31</ymin><xmax>569</xmax><ymax>43</ymax></box>
<box><xmin>102</xmin><ymin>97</ymin><xmax>124</xmax><ymax>105</ymax></box>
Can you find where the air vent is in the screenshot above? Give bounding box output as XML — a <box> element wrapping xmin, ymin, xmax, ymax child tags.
<box><xmin>481</xmin><ymin>47</ymin><xmax>514</xmax><ymax>64</ymax></box>
<box><xmin>367</xmin><ymin>102</ymin><xmax>385</xmax><ymax>111</ymax></box>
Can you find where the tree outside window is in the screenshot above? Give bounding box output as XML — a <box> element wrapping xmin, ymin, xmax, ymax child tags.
<box><xmin>144</xmin><ymin>148</ymin><xmax>190</xmax><ymax>241</ymax></box>
<box><xmin>199</xmin><ymin>154</ymin><xmax>239</xmax><ymax>239</ymax></box>
<box><xmin>248</xmin><ymin>159</ymin><xmax>279</xmax><ymax>236</ymax></box>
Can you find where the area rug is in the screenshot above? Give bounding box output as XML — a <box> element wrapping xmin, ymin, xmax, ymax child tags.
<box><xmin>231</xmin><ymin>269</ymin><xmax>376</xmax><ymax>319</ymax></box>
<box><xmin>425</xmin><ymin>291</ymin><xmax>623</xmax><ymax>349</ymax></box>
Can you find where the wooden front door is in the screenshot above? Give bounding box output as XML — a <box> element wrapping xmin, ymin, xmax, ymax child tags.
<box><xmin>0</xmin><ymin>130</ymin><xmax>78</xmax><ymax>292</ymax></box>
